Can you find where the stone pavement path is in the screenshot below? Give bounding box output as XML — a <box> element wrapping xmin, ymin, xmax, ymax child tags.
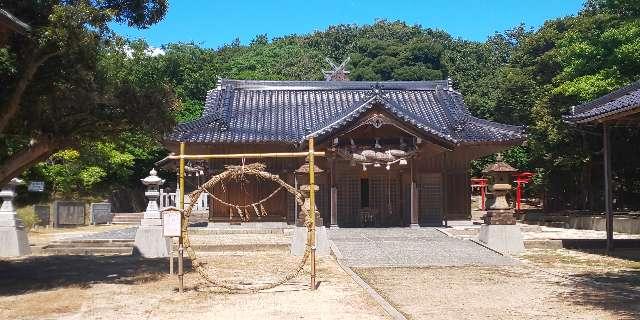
<box><xmin>66</xmin><ymin>227</ymin><xmax>137</xmax><ymax>240</ymax></box>
<box><xmin>328</xmin><ymin>228</ymin><xmax>516</xmax><ymax>267</ymax></box>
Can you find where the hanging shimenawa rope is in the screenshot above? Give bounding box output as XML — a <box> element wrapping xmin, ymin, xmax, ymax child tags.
<box><xmin>204</xmin><ymin>185</ymin><xmax>284</xmax><ymax>221</ymax></box>
<box><xmin>162</xmin><ymin>163</ymin><xmax>312</xmax><ymax>292</ymax></box>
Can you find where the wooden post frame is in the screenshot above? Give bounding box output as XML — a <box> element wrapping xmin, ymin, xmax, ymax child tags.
<box><xmin>178</xmin><ymin>142</ymin><xmax>185</xmax><ymax>293</ymax></box>
<box><xmin>308</xmin><ymin>137</ymin><xmax>317</xmax><ymax>290</ymax></box>
<box><xmin>603</xmin><ymin>124</ymin><xmax>614</xmax><ymax>252</ymax></box>
<box><xmin>175</xmin><ymin>142</ymin><xmax>325</xmax><ymax>292</ymax></box>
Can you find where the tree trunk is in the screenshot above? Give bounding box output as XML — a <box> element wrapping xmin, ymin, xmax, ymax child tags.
<box><xmin>0</xmin><ymin>137</ymin><xmax>64</xmax><ymax>186</ymax></box>
<box><xmin>0</xmin><ymin>51</ymin><xmax>56</xmax><ymax>133</ymax></box>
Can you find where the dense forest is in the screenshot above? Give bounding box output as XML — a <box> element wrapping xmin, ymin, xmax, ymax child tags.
<box><xmin>1</xmin><ymin>0</ymin><xmax>639</xmax><ymax>212</ymax></box>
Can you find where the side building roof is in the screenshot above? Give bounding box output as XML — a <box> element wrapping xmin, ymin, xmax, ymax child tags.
<box><xmin>564</xmin><ymin>80</ymin><xmax>640</xmax><ymax>124</ymax></box>
<box><xmin>167</xmin><ymin>79</ymin><xmax>525</xmax><ymax>147</ymax></box>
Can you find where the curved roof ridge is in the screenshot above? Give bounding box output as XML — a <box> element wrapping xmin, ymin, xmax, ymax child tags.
<box><xmin>219</xmin><ymin>78</ymin><xmax>449</xmax><ymax>91</ymax></box>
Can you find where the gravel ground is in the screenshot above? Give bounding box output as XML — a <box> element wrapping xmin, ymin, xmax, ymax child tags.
<box><xmin>329</xmin><ymin>228</ymin><xmax>516</xmax><ymax>267</ymax></box>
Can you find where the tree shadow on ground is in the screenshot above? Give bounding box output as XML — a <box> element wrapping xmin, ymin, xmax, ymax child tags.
<box><xmin>0</xmin><ymin>255</ymin><xmax>191</xmax><ymax>296</ymax></box>
<box><xmin>575</xmin><ymin>248</ymin><xmax>640</xmax><ymax>262</ymax></box>
<box><xmin>557</xmin><ymin>267</ymin><xmax>640</xmax><ymax>318</ymax></box>
<box><xmin>561</xmin><ymin>271</ymin><xmax>640</xmax><ymax>319</ymax></box>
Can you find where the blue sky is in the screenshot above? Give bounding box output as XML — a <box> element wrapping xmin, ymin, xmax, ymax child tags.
<box><xmin>111</xmin><ymin>0</ymin><xmax>585</xmax><ymax>49</ymax></box>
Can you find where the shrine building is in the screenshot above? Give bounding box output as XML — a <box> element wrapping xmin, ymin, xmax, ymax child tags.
<box><xmin>164</xmin><ymin>75</ymin><xmax>525</xmax><ymax>227</ymax></box>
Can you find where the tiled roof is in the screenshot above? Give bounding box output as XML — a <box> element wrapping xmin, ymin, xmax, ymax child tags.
<box><xmin>167</xmin><ymin>79</ymin><xmax>525</xmax><ymax>146</ymax></box>
<box><xmin>564</xmin><ymin>81</ymin><xmax>640</xmax><ymax>124</ymax></box>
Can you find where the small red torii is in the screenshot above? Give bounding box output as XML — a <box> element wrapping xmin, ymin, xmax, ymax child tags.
<box><xmin>470</xmin><ymin>178</ymin><xmax>489</xmax><ymax>210</ymax></box>
<box><xmin>513</xmin><ymin>172</ymin><xmax>534</xmax><ymax>212</ymax></box>
<box><xmin>471</xmin><ymin>172</ymin><xmax>534</xmax><ymax>211</ymax></box>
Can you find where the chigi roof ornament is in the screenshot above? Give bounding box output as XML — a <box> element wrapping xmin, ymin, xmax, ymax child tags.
<box><xmin>323</xmin><ymin>57</ymin><xmax>350</xmax><ymax>81</ymax></box>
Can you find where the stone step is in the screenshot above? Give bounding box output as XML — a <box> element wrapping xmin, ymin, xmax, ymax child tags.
<box><xmin>112</xmin><ymin>216</ymin><xmax>143</xmax><ymax>225</ymax></box>
<box><xmin>188</xmin><ymin>227</ymin><xmax>291</xmax><ymax>235</ymax></box>
<box><xmin>112</xmin><ymin>213</ymin><xmax>144</xmax><ymax>224</ymax></box>
<box><xmin>42</xmin><ymin>247</ymin><xmax>133</xmax><ymax>255</ymax></box>
<box><xmin>173</xmin><ymin>243</ymin><xmax>289</xmax><ymax>252</ymax></box>
<box><xmin>113</xmin><ymin>213</ymin><xmax>144</xmax><ymax>217</ymax></box>
<box><xmin>46</xmin><ymin>240</ymin><xmax>133</xmax><ymax>248</ymax></box>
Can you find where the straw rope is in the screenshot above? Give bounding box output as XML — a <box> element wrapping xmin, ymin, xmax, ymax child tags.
<box><xmin>162</xmin><ymin>163</ymin><xmax>312</xmax><ymax>292</ymax></box>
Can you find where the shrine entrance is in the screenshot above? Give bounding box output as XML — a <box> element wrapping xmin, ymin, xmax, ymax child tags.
<box><xmin>325</xmin><ymin>108</ymin><xmax>437</xmax><ymax>228</ymax></box>
<box><xmin>336</xmin><ymin>170</ymin><xmax>404</xmax><ymax>227</ymax></box>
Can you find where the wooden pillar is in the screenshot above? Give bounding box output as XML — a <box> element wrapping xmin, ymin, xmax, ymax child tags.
<box><xmin>308</xmin><ymin>137</ymin><xmax>317</xmax><ymax>290</ymax></box>
<box><xmin>603</xmin><ymin>124</ymin><xmax>614</xmax><ymax>252</ymax></box>
<box><xmin>410</xmin><ymin>159</ymin><xmax>419</xmax><ymax>228</ymax></box>
<box><xmin>442</xmin><ymin>153</ymin><xmax>448</xmax><ymax>226</ymax></box>
<box><xmin>330</xmin><ymin>157</ymin><xmax>338</xmax><ymax>228</ymax></box>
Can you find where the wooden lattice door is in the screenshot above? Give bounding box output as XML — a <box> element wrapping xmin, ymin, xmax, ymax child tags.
<box><xmin>418</xmin><ymin>173</ymin><xmax>443</xmax><ymax>225</ymax></box>
<box><xmin>369</xmin><ymin>174</ymin><xmax>402</xmax><ymax>227</ymax></box>
<box><xmin>337</xmin><ymin>174</ymin><xmax>360</xmax><ymax>227</ymax></box>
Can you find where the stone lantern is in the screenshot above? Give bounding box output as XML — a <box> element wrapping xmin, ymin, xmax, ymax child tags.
<box><xmin>478</xmin><ymin>155</ymin><xmax>524</xmax><ymax>254</ymax></box>
<box><xmin>0</xmin><ymin>178</ymin><xmax>30</xmax><ymax>256</ymax></box>
<box><xmin>482</xmin><ymin>155</ymin><xmax>517</xmax><ymax>224</ymax></box>
<box><xmin>134</xmin><ymin>168</ymin><xmax>170</xmax><ymax>258</ymax></box>
<box><xmin>140</xmin><ymin>168</ymin><xmax>164</xmax><ymax>225</ymax></box>
<box><xmin>290</xmin><ymin>159</ymin><xmax>330</xmax><ymax>256</ymax></box>
<box><xmin>294</xmin><ymin>161</ymin><xmax>324</xmax><ymax>227</ymax></box>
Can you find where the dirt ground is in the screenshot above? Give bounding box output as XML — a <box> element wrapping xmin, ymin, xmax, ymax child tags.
<box><xmin>0</xmin><ymin>248</ymin><xmax>387</xmax><ymax>320</ymax></box>
<box><xmin>4</xmin><ymin>226</ymin><xmax>640</xmax><ymax>320</ymax></box>
<box><xmin>356</xmin><ymin>248</ymin><xmax>640</xmax><ymax>320</ymax></box>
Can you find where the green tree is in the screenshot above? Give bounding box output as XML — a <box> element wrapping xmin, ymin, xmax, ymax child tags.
<box><xmin>0</xmin><ymin>1</ymin><xmax>173</xmax><ymax>186</ymax></box>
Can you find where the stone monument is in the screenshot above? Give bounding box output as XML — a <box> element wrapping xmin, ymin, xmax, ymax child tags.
<box><xmin>0</xmin><ymin>178</ymin><xmax>31</xmax><ymax>256</ymax></box>
<box><xmin>134</xmin><ymin>169</ymin><xmax>170</xmax><ymax>257</ymax></box>
<box><xmin>478</xmin><ymin>155</ymin><xmax>525</xmax><ymax>254</ymax></box>
<box><xmin>290</xmin><ymin>161</ymin><xmax>330</xmax><ymax>256</ymax></box>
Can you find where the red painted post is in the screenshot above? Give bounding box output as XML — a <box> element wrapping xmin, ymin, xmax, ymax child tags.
<box><xmin>513</xmin><ymin>172</ymin><xmax>533</xmax><ymax>213</ymax></box>
<box><xmin>471</xmin><ymin>178</ymin><xmax>489</xmax><ymax>211</ymax></box>
<box><xmin>481</xmin><ymin>182</ymin><xmax>486</xmax><ymax>210</ymax></box>
<box><xmin>516</xmin><ymin>181</ymin><xmax>522</xmax><ymax>211</ymax></box>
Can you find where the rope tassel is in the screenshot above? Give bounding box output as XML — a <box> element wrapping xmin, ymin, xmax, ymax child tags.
<box><xmin>252</xmin><ymin>203</ymin><xmax>260</xmax><ymax>218</ymax></box>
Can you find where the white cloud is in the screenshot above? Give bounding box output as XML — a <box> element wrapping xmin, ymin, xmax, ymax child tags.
<box><xmin>122</xmin><ymin>45</ymin><xmax>166</xmax><ymax>58</ymax></box>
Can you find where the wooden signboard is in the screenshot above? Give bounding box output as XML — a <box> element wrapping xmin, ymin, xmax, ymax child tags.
<box><xmin>163</xmin><ymin>211</ymin><xmax>181</xmax><ymax>237</ymax></box>
<box><xmin>91</xmin><ymin>202</ymin><xmax>112</xmax><ymax>225</ymax></box>
<box><xmin>55</xmin><ymin>201</ymin><xmax>86</xmax><ymax>226</ymax></box>
<box><xmin>34</xmin><ymin>204</ymin><xmax>51</xmax><ymax>226</ymax></box>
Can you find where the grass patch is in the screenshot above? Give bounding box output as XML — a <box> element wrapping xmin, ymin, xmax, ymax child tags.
<box><xmin>17</xmin><ymin>206</ymin><xmax>40</xmax><ymax>230</ymax></box>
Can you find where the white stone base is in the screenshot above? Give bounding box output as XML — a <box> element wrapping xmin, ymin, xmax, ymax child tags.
<box><xmin>0</xmin><ymin>226</ymin><xmax>31</xmax><ymax>257</ymax></box>
<box><xmin>478</xmin><ymin>224</ymin><xmax>525</xmax><ymax>255</ymax></box>
<box><xmin>409</xmin><ymin>224</ymin><xmax>420</xmax><ymax>229</ymax></box>
<box><xmin>290</xmin><ymin>226</ymin><xmax>330</xmax><ymax>256</ymax></box>
<box><xmin>133</xmin><ymin>226</ymin><xmax>170</xmax><ymax>258</ymax></box>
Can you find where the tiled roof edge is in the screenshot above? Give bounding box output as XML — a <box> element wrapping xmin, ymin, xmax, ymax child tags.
<box><xmin>570</xmin><ymin>80</ymin><xmax>640</xmax><ymax>116</ymax></box>
<box><xmin>218</xmin><ymin>79</ymin><xmax>450</xmax><ymax>91</ymax></box>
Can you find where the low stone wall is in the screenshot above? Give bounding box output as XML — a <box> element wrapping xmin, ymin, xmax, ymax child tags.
<box><xmin>567</xmin><ymin>215</ymin><xmax>640</xmax><ymax>234</ymax></box>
